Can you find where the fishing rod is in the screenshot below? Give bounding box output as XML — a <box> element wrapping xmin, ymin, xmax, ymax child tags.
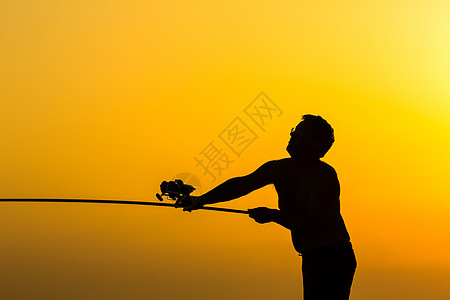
<box><xmin>0</xmin><ymin>198</ymin><xmax>247</xmax><ymax>214</ymax></box>
<box><xmin>0</xmin><ymin>180</ymin><xmax>248</xmax><ymax>215</ymax></box>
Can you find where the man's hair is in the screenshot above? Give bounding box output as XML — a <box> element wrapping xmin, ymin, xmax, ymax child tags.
<box><xmin>300</xmin><ymin>114</ymin><xmax>335</xmax><ymax>158</ymax></box>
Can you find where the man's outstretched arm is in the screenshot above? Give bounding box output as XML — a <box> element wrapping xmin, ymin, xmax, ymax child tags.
<box><xmin>187</xmin><ymin>161</ymin><xmax>276</xmax><ymax>209</ymax></box>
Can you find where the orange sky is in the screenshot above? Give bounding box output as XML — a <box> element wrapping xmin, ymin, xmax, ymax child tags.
<box><xmin>1</xmin><ymin>1</ymin><xmax>449</xmax><ymax>299</ymax></box>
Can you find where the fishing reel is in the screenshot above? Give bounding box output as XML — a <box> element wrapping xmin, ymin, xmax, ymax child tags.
<box><xmin>155</xmin><ymin>179</ymin><xmax>196</xmax><ymax>207</ymax></box>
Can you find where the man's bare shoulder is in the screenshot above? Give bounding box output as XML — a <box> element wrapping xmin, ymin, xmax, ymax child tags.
<box><xmin>314</xmin><ymin>161</ymin><xmax>338</xmax><ymax>180</ymax></box>
<box><xmin>257</xmin><ymin>159</ymin><xmax>293</xmax><ymax>183</ymax></box>
<box><xmin>262</xmin><ymin>158</ymin><xmax>292</xmax><ymax>169</ymax></box>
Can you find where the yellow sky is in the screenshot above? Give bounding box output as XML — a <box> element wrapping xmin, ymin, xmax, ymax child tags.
<box><xmin>1</xmin><ymin>1</ymin><xmax>449</xmax><ymax>299</ymax></box>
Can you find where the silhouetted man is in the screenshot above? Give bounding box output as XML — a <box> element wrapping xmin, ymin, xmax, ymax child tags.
<box><xmin>183</xmin><ymin>114</ymin><xmax>356</xmax><ymax>299</ymax></box>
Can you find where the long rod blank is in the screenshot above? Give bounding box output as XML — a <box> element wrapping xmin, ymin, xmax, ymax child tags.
<box><xmin>0</xmin><ymin>199</ymin><xmax>248</xmax><ymax>214</ymax></box>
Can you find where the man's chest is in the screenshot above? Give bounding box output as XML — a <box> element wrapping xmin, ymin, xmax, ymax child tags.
<box><xmin>274</xmin><ymin>171</ymin><xmax>316</xmax><ymax>211</ymax></box>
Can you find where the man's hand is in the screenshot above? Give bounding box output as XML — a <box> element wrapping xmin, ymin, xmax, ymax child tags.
<box><xmin>248</xmin><ymin>207</ymin><xmax>278</xmax><ymax>224</ymax></box>
<box><xmin>177</xmin><ymin>195</ymin><xmax>205</xmax><ymax>212</ymax></box>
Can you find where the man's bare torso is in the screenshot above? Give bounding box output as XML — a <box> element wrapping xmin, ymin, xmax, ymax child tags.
<box><xmin>270</xmin><ymin>158</ymin><xmax>350</xmax><ymax>253</ymax></box>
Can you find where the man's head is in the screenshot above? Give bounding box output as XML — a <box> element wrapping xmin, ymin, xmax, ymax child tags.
<box><xmin>286</xmin><ymin>114</ymin><xmax>335</xmax><ymax>159</ymax></box>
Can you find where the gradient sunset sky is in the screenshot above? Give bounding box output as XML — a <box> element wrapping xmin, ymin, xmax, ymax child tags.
<box><xmin>1</xmin><ymin>1</ymin><xmax>449</xmax><ymax>299</ymax></box>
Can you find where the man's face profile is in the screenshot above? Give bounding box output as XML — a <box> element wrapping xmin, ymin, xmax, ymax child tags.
<box><xmin>286</xmin><ymin>121</ymin><xmax>319</xmax><ymax>158</ymax></box>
